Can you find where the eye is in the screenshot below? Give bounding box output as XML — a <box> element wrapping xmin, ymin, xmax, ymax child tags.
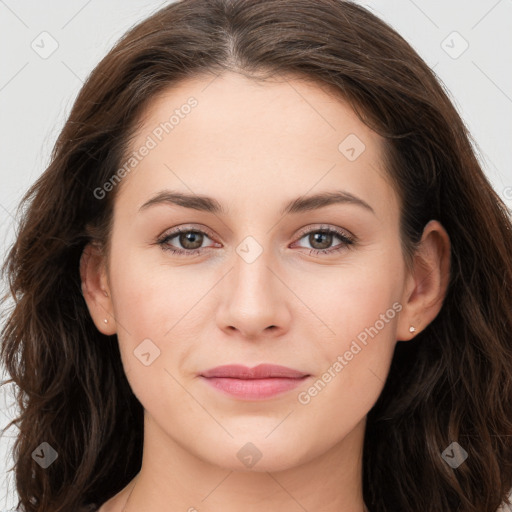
<box><xmin>156</xmin><ymin>226</ymin><xmax>218</xmax><ymax>256</ymax></box>
<box><xmin>292</xmin><ymin>225</ymin><xmax>355</xmax><ymax>255</ymax></box>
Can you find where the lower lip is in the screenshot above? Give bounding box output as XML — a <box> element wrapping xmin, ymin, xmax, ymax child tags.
<box><xmin>200</xmin><ymin>376</ymin><xmax>309</xmax><ymax>400</ymax></box>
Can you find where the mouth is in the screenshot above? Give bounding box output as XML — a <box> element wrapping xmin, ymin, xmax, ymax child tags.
<box><xmin>199</xmin><ymin>364</ymin><xmax>310</xmax><ymax>400</ymax></box>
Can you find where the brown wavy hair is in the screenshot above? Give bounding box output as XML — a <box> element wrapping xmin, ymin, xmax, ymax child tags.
<box><xmin>1</xmin><ymin>0</ymin><xmax>512</xmax><ymax>511</ymax></box>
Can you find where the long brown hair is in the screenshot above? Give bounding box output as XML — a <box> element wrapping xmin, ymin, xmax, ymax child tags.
<box><xmin>1</xmin><ymin>1</ymin><xmax>512</xmax><ymax>511</ymax></box>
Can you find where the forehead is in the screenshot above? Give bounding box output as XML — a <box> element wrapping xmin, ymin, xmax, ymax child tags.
<box><xmin>115</xmin><ymin>71</ymin><xmax>398</xmax><ymax>223</ymax></box>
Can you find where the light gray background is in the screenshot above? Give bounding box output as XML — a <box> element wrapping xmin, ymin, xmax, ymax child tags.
<box><xmin>1</xmin><ymin>0</ymin><xmax>511</xmax><ymax>508</ymax></box>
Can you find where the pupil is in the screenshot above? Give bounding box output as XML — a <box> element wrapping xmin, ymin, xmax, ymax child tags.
<box><xmin>311</xmin><ymin>232</ymin><xmax>331</xmax><ymax>249</ymax></box>
<box><xmin>181</xmin><ymin>231</ymin><xmax>202</xmax><ymax>249</ymax></box>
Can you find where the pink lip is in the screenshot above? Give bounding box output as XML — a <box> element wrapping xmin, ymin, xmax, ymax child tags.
<box><xmin>200</xmin><ymin>364</ymin><xmax>310</xmax><ymax>400</ymax></box>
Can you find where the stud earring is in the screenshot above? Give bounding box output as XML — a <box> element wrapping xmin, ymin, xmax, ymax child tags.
<box><xmin>409</xmin><ymin>326</ymin><xmax>416</xmax><ymax>333</ymax></box>
<box><xmin>104</xmin><ymin>318</ymin><xmax>108</xmax><ymax>324</ymax></box>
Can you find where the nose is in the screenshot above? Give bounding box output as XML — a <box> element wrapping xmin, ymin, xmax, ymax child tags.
<box><xmin>215</xmin><ymin>243</ymin><xmax>291</xmax><ymax>340</ymax></box>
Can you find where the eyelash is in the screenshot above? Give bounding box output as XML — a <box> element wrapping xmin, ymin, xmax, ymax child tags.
<box><xmin>156</xmin><ymin>224</ymin><xmax>355</xmax><ymax>257</ymax></box>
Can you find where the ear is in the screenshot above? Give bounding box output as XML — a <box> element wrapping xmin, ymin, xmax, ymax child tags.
<box><xmin>397</xmin><ymin>220</ymin><xmax>451</xmax><ymax>341</ymax></box>
<box><xmin>79</xmin><ymin>243</ymin><xmax>117</xmax><ymax>335</ymax></box>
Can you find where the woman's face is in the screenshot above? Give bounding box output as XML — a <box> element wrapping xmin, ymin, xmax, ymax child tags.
<box><xmin>84</xmin><ymin>71</ymin><xmax>443</xmax><ymax>473</ymax></box>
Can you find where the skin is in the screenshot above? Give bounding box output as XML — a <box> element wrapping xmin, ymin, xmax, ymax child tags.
<box><xmin>80</xmin><ymin>71</ymin><xmax>451</xmax><ymax>512</ymax></box>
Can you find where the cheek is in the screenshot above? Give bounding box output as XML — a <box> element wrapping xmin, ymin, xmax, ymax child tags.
<box><xmin>107</xmin><ymin>245</ymin><xmax>221</xmax><ymax>382</ymax></box>
<box><xmin>106</xmin><ymin>249</ymin><xmax>179</xmax><ymax>369</ymax></box>
<box><xmin>107</xmin><ymin>258</ymin><xmax>195</xmax><ymax>412</ymax></box>
<box><xmin>295</xmin><ymin>251</ymin><xmax>403</xmax><ymax>406</ymax></box>
<box><xmin>109</xmin><ymin>247</ymin><xmax>196</xmax><ymax>335</ymax></box>
<box><xmin>296</xmin><ymin>249</ymin><xmax>403</xmax><ymax>346</ymax></box>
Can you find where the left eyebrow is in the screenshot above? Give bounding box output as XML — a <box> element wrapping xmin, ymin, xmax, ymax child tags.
<box><xmin>280</xmin><ymin>190</ymin><xmax>375</xmax><ymax>216</ymax></box>
<box><xmin>138</xmin><ymin>189</ymin><xmax>376</xmax><ymax>216</ymax></box>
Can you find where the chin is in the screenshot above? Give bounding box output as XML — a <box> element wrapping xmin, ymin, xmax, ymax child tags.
<box><xmin>196</xmin><ymin>437</ymin><xmax>313</xmax><ymax>473</ymax></box>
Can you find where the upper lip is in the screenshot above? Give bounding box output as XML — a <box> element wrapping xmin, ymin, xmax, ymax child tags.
<box><xmin>200</xmin><ymin>364</ymin><xmax>309</xmax><ymax>379</ymax></box>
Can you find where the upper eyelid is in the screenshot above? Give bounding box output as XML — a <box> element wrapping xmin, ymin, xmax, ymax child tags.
<box><xmin>294</xmin><ymin>224</ymin><xmax>353</xmax><ymax>239</ymax></box>
<box><xmin>159</xmin><ymin>224</ymin><xmax>216</xmax><ymax>239</ymax></box>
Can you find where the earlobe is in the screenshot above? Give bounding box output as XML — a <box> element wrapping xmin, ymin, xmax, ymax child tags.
<box><xmin>79</xmin><ymin>243</ymin><xmax>116</xmax><ymax>335</ymax></box>
<box><xmin>397</xmin><ymin>220</ymin><xmax>451</xmax><ymax>342</ymax></box>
